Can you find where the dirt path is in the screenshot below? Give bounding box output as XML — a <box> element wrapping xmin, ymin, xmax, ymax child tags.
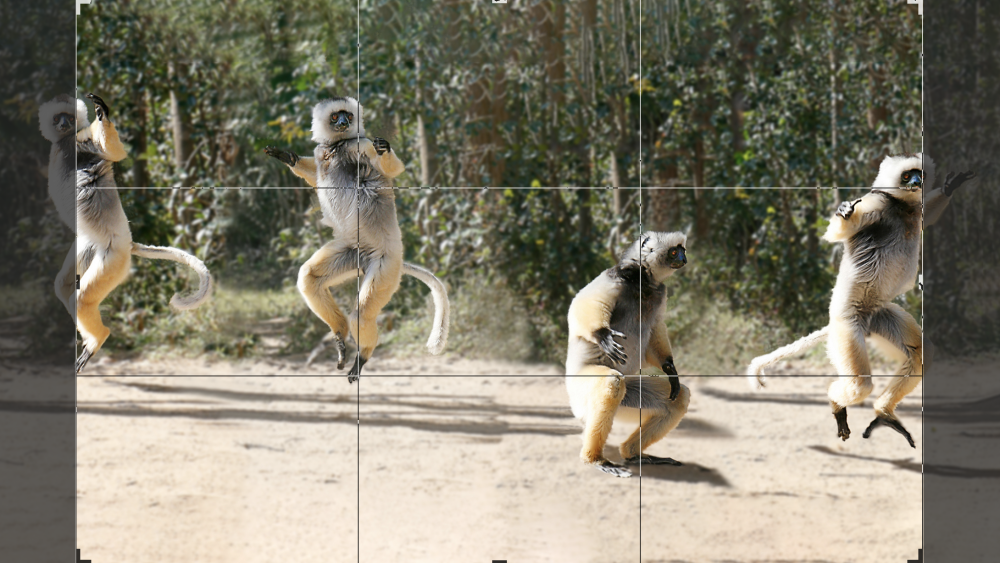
<box><xmin>77</xmin><ymin>367</ymin><xmax>926</xmax><ymax>563</ymax></box>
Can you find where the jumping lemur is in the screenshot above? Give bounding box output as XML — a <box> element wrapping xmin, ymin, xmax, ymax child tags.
<box><xmin>748</xmin><ymin>153</ymin><xmax>975</xmax><ymax>448</ymax></box>
<box><xmin>565</xmin><ymin>232</ymin><xmax>690</xmax><ymax>477</ymax></box>
<box><xmin>39</xmin><ymin>93</ymin><xmax>213</xmax><ymax>373</ymax></box>
<box><xmin>282</xmin><ymin>97</ymin><xmax>448</xmax><ymax>381</ymax></box>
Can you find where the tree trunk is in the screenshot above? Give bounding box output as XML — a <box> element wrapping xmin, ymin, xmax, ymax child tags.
<box><xmin>646</xmin><ymin>189</ymin><xmax>680</xmax><ymax>232</ymax></box>
<box><xmin>415</xmin><ymin>52</ymin><xmax>437</xmax><ymax>186</ymax></box>
<box><xmin>168</xmin><ymin>61</ymin><xmax>192</xmax><ymax>181</ymax></box>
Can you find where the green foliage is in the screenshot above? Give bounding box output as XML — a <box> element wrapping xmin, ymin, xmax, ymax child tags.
<box><xmin>76</xmin><ymin>0</ymin><xmax>918</xmax><ymax>187</ymax></box>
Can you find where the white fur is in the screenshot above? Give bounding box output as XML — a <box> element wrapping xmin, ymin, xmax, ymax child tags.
<box><xmin>311</xmin><ymin>97</ymin><xmax>365</xmax><ymax>143</ymax></box>
<box><xmin>871</xmin><ymin>153</ymin><xmax>925</xmax><ymax>188</ymax></box>
<box><xmin>38</xmin><ymin>96</ymin><xmax>89</xmax><ymax>142</ymax></box>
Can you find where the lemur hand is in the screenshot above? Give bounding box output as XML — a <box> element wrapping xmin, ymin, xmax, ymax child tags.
<box><xmin>836</xmin><ymin>199</ymin><xmax>860</xmax><ymax>220</ymax></box>
<box><xmin>943</xmin><ymin>171</ymin><xmax>976</xmax><ymax>197</ymax></box>
<box><xmin>264</xmin><ymin>146</ymin><xmax>300</xmax><ymax>167</ymax></box>
<box><xmin>372</xmin><ymin>137</ymin><xmax>391</xmax><ymax>156</ymax></box>
<box><xmin>86</xmin><ymin>93</ymin><xmax>109</xmax><ymax>122</ymax></box>
<box><xmin>596</xmin><ymin>328</ymin><xmax>627</xmax><ymax>366</ymax></box>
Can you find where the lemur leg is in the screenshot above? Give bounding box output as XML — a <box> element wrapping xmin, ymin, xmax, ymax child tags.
<box><xmin>346</xmin><ymin>252</ymin><xmax>403</xmax><ymax>379</ymax></box>
<box><xmin>863</xmin><ymin>376</ymin><xmax>921</xmax><ymax>448</ymax></box>
<box><xmin>869</xmin><ymin>303</ymin><xmax>923</xmax><ymax>377</ymax></box>
<box><xmin>860</xmin><ymin>304</ymin><xmax>922</xmax><ymax>445</ymax></box>
<box><xmin>827</xmin><ymin>376</ymin><xmax>875</xmax><ymax>441</ymax></box>
<box><xmin>620</xmin><ymin>377</ymin><xmax>689</xmax><ymax>467</ymax></box>
<box><xmin>570</xmin><ymin>370</ymin><xmax>631</xmax><ymax>477</ymax></box>
<box><xmin>297</xmin><ymin>240</ymin><xmax>358</xmax><ymax>370</ymax></box>
<box><xmin>75</xmin><ymin>246</ymin><xmax>131</xmax><ymax>373</ymax></box>
<box><xmin>54</xmin><ymin>245</ymin><xmax>77</xmax><ymax>321</ymax></box>
<box><xmin>828</xmin><ymin>317</ymin><xmax>872</xmax><ymax>375</ymax></box>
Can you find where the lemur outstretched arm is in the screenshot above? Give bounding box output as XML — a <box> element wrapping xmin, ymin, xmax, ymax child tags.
<box><xmin>924</xmin><ymin>171</ymin><xmax>976</xmax><ymax>228</ymax></box>
<box><xmin>264</xmin><ymin>146</ymin><xmax>318</xmax><ymax>187</ymax></box>
<box><xmin>78</xmin><ymin>93</ymin><xmax>127</xmax><ymax>162</ymax></box>
<box><xmin>265</xmin><ymin>137</ymin><xmax>404</xmax><ymax>187</ymax></box>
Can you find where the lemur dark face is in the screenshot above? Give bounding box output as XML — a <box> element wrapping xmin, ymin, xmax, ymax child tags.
<box><xmin>53</xmin><ymin>112</ymin><xmax>75</xmax><ymax>136</ymax></box>
<box><xmin>330</xmin><ymin>110</ymin><xmax>354</xmax><ymax>133</ymax></box>
<box><xmin>899</xmin><ymin>168</ymin><xmax>922</xmax><ymax>190</ymax></box>
<box><xmin>664</xmin><ymin>244</ymin><xmax>687</xmax><ymax>270</ymax></box>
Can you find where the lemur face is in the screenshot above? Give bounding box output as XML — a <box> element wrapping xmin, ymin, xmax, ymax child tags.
<box><xmin>331</xmin><ymin>110</ymin><xmax>354</xmax><ymax>133</ymax></box>
<box><xmin>53</xmin><ymin>112</ymin><xmax>75</xmax><ymax>136</ymax></box>
<box><xmin>899</xmin><ymin>168</ymin><xmax>921</xmax><ymax>190</ymax></box>
<box><xmin>664</xmin><ymin>244</ymin><xmax>687</xmax><ymax>270</ymax></box>
<box><xmin>629</xmin><ymin>231</ymin><xmax>688</xmax><ymax>283</ymax></box>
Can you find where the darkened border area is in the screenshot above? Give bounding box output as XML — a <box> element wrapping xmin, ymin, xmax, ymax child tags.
<box><xmin>0</xmin><ymin>0</ymin><xmax>76</xmax><ymax>561</ymax></box>
<box><xmin>925</xmin><ymin>1</ymin><xmax>1000</xmax><ymax>561</ymax></box>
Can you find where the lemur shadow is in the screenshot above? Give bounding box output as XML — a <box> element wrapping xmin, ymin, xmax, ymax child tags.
<box><xmin>601</xmin><ymin>445</ymin><xmax>730</xmax><ymax>486</ymax></box>
<box><xmin>810</xmin><ymin>445</ymin><xmax>1000</xmax><ymax>478</ymax></box>
<box><xmin>926</xmin><ymin>393</ymin><xmax>1000</xmax><ymax>423</ymax></box>
<box><xmin>700</xmin><ymin>385</ymin><xmax>921</xmax><ymax>413</ymax></box>
<box><xmin>674</xmin><ymin>416</ymin><xmax>734</xmax><ymax>438</ymax></box>
<box><xmin>88</xmin><ymin>380</ymin><xmax>579</xmax><ymax>437</ymax></box>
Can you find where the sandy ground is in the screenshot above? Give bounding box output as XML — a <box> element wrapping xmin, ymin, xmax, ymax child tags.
<box><xmin>77</xmin><ymin>364</ymin><xmax>933</xmax><ymax>563</ymax></box>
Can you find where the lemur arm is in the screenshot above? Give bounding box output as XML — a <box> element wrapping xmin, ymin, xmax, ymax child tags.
<box><xmin>568</xmin><ymin>275</ymin><xmax>627</xmax><ymax>365</ymax></box>
<box><xmin>288</xmin><ymin>156</ymin><xmax>318</xmax><ymax>187</ymax></box>
<box><xmin>77</xmin><ymin>93</ymin><xmax>127</xmax><ymax>162</ymax></box>
<box><xmin>823</xmin><ymin>191</ymin><xmax>886</xmax><ymax>242</ymax></box>
<box><xmin>644</xmin><ymin>321</ymin><xmax>677</xmax><ymax>372</ymax></box>
<box><xmin>264</xmin><ymin>146</ymin><xmax>318</xmax><ymax>187</ymax></box>
<box><xmin>643</xmin><ymin>318</ymin><xmax>680</xmax><ymax>398</ymax></box>
<box><xmin>924</xmin><ymin>171</ymin><xmax>975</xmax><ymax>228</ymax></box>
<box><xmin>360</xmin><ymin>137</ymin><xmax>405</xmax><ymax>179</ymax></box>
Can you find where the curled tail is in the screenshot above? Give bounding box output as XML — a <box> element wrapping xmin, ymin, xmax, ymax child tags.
<box><xmin>747</xmin><ymin>326</ymin><xmax>830</xmax><ymax>388</ymax></box>
<box><xmin>131</xmin><ymin>243</ymin><xmax>213</xmax><ymax>310</ymax></box>
<box><xmin>402</xmin><ymin>262</ymin><xmax>449</xmax><ymax>355</ymax></box>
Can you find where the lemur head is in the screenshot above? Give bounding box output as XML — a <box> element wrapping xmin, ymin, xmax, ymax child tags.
<box><xmin>38</xmin><ymin>94</ymin><xmax>89</xmax><ymax>142</ymax></box>
<box><xmin>311</xmin><ymin>97</ymin><xmax>365</xmax><ymax>144</ymax></box>
<box><xmin>621</xmin><ymin>231</ymin><xmax>688</xmax><ymax>282</ymax></box>
<box><xmin>872</xmin><ymin>153</ymin><xmax>931</xmax><ymax>201</ymax></box>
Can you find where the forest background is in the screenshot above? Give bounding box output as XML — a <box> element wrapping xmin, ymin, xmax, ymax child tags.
<box><xmin>4</xmin><ymin>0</ymin><xmax>995</xmax><ymax>372</ymax></box>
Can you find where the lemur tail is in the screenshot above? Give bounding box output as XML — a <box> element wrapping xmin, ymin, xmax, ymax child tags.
<box><xmin>402</xmin><ymin>262</ymin><xmax>450</xmax><ymax>355</ymax></box>
<box><xmin>747</xmin><ymin>326</ymin><xmax>830</xmax><ymax>388</ymax></box>
<box><xmin>131</xmin><ymin>243</ymin><xmax>213</xmax><ymax>310</ymax></box>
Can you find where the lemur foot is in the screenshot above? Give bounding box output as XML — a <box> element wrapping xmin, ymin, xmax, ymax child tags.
<box><xmin>347</xmin><ymin>353</ymin><xmax>366</xmax><ymax>382</ymax></box>
<box><xmin>372</xmin><ymin>137</ymin><xmax>391</xmax><ymax>155</ymax></box>
<box><xmin>592</xmin><ymin>459</ymin><xmax>632</xmax><ymax>478</ymax></box>
<box><xmin>624</xmin><ymin>454</ymin><xmax>683</xmax><ymax>466</ymax></box>
<box><xmin>76</xmin><ymin>348</ymin><xmax>94</xmax><ymax>374</ymax></box>
<box><xmin>85</xmin><ymin>93</ymin><xmax>109</xmax><ymax>121</ymax></box>
<box><xmin>943</xmin><ymin>170</ymin><xmax>976</xmax><ymax>196</ymax></box>
<box><xmin>263</xmin><ymin>145</ymin><xmax>300</xmax><ymax>167</ymax></box>
<box><xmin>596</xmin><ymin>327</ymin><xmax>627</xmax><ymax>365</ymax></box>
<box><xmin>863</xmin><ymin>414</ymin><xmax>916</xmax><ymax>448</ymax></box>
<box><xmin>334</xmin><ymin>336</ymin><xmax>347</xmax><ymax>371</ymax></box>
<box><xmin>834</xmin><ymin>408</ymin><xmax>850</xmax><ymax>441</ymax></box>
